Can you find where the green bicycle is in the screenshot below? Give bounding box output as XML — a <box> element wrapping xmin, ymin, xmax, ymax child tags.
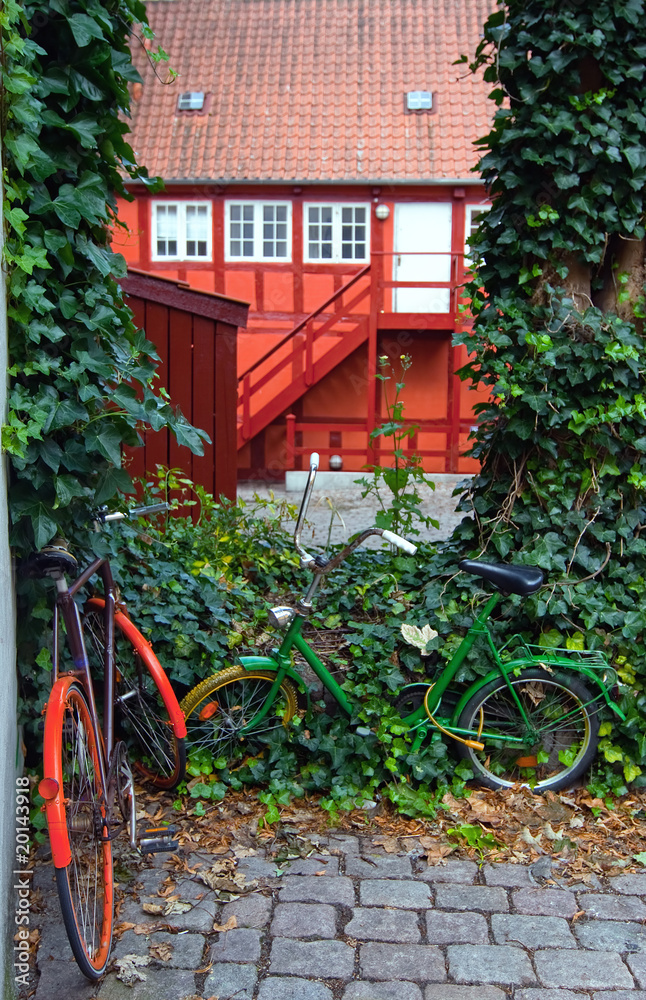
<box><xmin>182</xmin><ymin>454</ymin><xmax>624</xmax><ymax>791</ymax></box>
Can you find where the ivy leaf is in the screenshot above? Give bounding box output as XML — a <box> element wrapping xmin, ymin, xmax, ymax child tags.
<box><xmin>54</xmin><ymin>474</ymin><xmax>87</xmax><ymax>507</ymax></box>
<box><xmin>66</xmin><ymin>13</ymin><xmax>105</xmax><ymax>48</ymax></box>
<box><xmin>94</xmin><ymin>467</ymin><xmax>134</xmax><ymax>505</ymax></box>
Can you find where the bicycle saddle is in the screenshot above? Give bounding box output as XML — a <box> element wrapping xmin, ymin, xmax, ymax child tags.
<box><xmin>27</xmin><ymin>542</ymin><xmax>78</xmax><ymax>578</ymax></box>
<box><xmin>458</xmin><ymin>559</ymin><xmax>544</xmax><ymax>596</ymax></box>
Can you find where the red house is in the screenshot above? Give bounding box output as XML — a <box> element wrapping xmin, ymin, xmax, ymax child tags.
<box><xmin>116</xmin><ymin>0</ymin><xmax>495</xmax><ymax>479</ymax></box>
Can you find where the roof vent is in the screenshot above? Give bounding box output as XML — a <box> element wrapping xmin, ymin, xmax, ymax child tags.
<box><xmin>177</xmin><ymin>92</ymin><xmax>205</xmax><ymax>111</ymax></box>
<box><xmin>406</xmin><ymin>90</ymin><xmax>433</xmax><ymax>112</ymax></box>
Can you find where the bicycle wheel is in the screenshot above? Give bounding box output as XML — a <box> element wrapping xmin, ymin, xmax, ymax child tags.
<box><xmin>181</xmin><ymin>666</ymin><xmax>298</xmax><ymax>768</ymax></box>
<box><xmin>456</xmin><ymin>668</ymin><xmax>600</xmax><ymax>792</ymax></box>
<box><xmin>84</xmin><ymin>600</ymin><xmax>186</xmax><ymax>789</ymax></box>
<box><xmin>41</xmin><ymin>680</ymin><xmax>113</xmax><ymax>980</ymax></box>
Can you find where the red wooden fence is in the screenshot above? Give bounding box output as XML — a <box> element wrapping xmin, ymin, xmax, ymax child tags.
<box><xmin>121</xmin><ymin>269</ymin><xmax>248</xmax><ymax>501</ymax></box>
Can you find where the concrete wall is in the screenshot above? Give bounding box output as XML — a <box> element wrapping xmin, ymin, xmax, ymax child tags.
<box><xmin>0</xmin><ymin>142</ymin><xmax>20</xmax><ymax>998</ymax></box>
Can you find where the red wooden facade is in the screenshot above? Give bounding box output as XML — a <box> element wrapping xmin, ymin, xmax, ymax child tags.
<box><xmin>121</xmin><ymin>269</ymin><xmax>248</xmax><ymax>500</ymax></box>
<box><xmin>116</xmin><ymin>184</ymin><xmax>489</xmax><ymax>479</ymax></box>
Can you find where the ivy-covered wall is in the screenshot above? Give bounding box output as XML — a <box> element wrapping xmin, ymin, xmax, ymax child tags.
<box><xmin>449</xmin><ymin>0</ymin><xmax>646</xmax><ymax>791</ymax></box>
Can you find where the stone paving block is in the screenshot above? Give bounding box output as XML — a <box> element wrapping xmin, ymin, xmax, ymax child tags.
<box><xmin>491</xmin><ymin>913</ymin><xmax>576</xmax><ymax>949</ymax></box>
<box><xmin>257</xmin><ymin>977</ymin><xmax>333</xmax><ymax>1000</ymax></box>
<box><xmin>328</xmin><ymin>835</ymin><xmax>361</xmax><ymax>855</ymax></box>
<box><xmin>344</xmin><ymin>982</ymin><xmax>423</xmax><ymax>1000</ymax></box>
<box><xmin>434</xmin><ymin>884</ymin><xmax>509</xmax><ymax>912</ymax></box>
<box><xmin>517</xmin><ymin>993</ymin><xmax>588</xmax><ymax>1000</ymax></box>
<box><xmin>419</xmin><ymin>860</ymin><xmax>478</xmax><ymax>884</ymax></box>
<box><xmin>593</xmin><ymin>994</ymin><xmax>646</xmax><ymax>1000</ymax></box>
<box><xmin>570</xmin><ymin>875</ymin><xmax>604</xmax><ymax>892</ymax></box>
<box><xmin>237</xmin><ymin>856</ymin><xmax>287</xmax><ymax>879</ymax></box>
<box><xmin>611</xmin><ymin>874</ymin><xmax>646</xmax><ymax>895</ymax></box>
<box><xmin>279</xmin><ymin>875</ymin><xmax>355</xmax><ymax>906</ymax></box>
<box><xmin>343</xmin><ymin>980</ymin><xmax>422</xmax><ymax>1000</ymax></box>
<box><xmin>534</xmin><ymin>949</ymin><xmax>634</xmax><ymax>989</ymax></box>
<box><xmin>283</xmin><ymin>856</ymin><xmax>340</xmax><ymax>876</ymax></box>
<box><xmin>144</xmin><ymin>931</ymin><xmax>205</xmax><ymax>968</ymax></box>
<box><xmin>359</xmin><ymin>942</ymin><xmax>446</xmax><ymax>982</ymax></box>
<box><xmin>447</xmin><ymin>944</ymin><xmax>535</xmax><ymax>986</ymax></box>
<box><xmin>271</xmin><ymin>902</ymin><xmax>337</xmax><ymax>938</ymax></box>
<box><xmin>221</xmin><ymin>892</ymin><xmax>273</xmax><ymax>928</ymax></box>
<box><xmin>37</xmin><ymin>916</ymin><xmax>76</xmax><ymax>961</ymax></box>
<box><xmin>483</xmin><ymin>863</ymin><xmax>533</xmax><ymax>888</ymax></box>
<box><xmin>360</xmin><ymin>878</ymin><xmax>431</xmax><ymax>908</ymax></box>
<box><xmin>169</xmin><ymin>876</ymin><xmax>215</xmax><ymax>903</ymax></box>
<box><xmin>628</xmin><ymin>953</ymin><xmax>646</xmax><ymax>987</ymax></box>
<box><xmin>581</xmin><ymin>892</ymin><xmax>646</xmax><ymax>921</ymax></box>
<box><xmin>210</xmin><ymin>927</ymin><xmax>262</xmax><ymax>963</ymax></box>
<box><xmin>269</xmin><ymin>938</ymin><xmax>355</xmax><ymax>979</ymax></box>
<box><xmin>145</xmin><ymin>896</ymin><xmax>219</xmax><ymax>933</ymax></box>
<box><xmin>203</xmin><ymin>962</ymin><xmax>257</xmax><ymax>1000</ymax></box>
<box><xmin>425</xmin><ymin>989</ymin><xmax>506</xmax><ymax>1000</ymax></box>
<box><xmin>346</xmin><ymin>854</ymin><xmax>413</xmax><ymax>879</ymax></box>
<box><xmin>33</xmin><ymin>958</ymin><xmax>96</xmax><ymax>1000</ymax></box>
<box><xmin>575</xmin><ymin>918</ymin><xmax>646</xmax><ymax>952</ymax></box>
<box><xmin>345</xmin><ymin>907</ymin><xmax>421</xmax><ymax>942</ymax></box>
<box><xmin>425</xmin><ymin>910</ymin><xmax>489</xmax><ymax>944</ymax></box>
<box><xmin>97</xmin><ymin>969</ymin><xmax>202</xmax><ymax>999</ymax></box>
<box><xmin>512</xmin><ymin>887</ymin><xmax>578</xmax><ymax>918</ymax></box>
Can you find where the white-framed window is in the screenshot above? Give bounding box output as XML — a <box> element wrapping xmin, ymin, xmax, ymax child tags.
<box><xmin>304</xmin><ymin>203</ymin><xmax>369</xmax><ymax>262</ymax></box>
<box><xmin>152</xmin><ymin>201</ymin><xmax>212</xmax><ymax>261</ymax></box>
<box><xmin>225</xmin><ymin>201</ymin><xmax>292</xmax><ymax>261</ymax></box>
<box><xmin>464</xmin><ymin>203</ymin><xmax>490</xmax><ymax>266</ymax></box>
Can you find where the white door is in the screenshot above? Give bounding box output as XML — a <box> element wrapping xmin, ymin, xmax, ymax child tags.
<box><xmin>393</xmin><ymin>203</ymin><xmax>452</xmax><ymax>312</ymax></box>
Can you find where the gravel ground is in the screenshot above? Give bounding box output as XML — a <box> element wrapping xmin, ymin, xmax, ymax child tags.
<box><xmin>237</xmin><ymin>474</ymin><xmax>474</xmax><ymax>549</ymax></box>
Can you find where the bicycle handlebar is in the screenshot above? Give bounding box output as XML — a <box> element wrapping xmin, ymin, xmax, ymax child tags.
<box><xmin>293</xmin><ymin>453</ymin><xmax>418</xmax><ymax>571</ymax></box>
<box><xmin>100</xmin><ymin>502</ymin><xmax>170</xmax><ymax>523</ymax></box>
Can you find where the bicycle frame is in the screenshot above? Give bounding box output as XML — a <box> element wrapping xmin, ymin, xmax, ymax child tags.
<box><xmin>218</xmin><ymin>451</ymin><xmax>625</xmax><ymax>751</ymax></box>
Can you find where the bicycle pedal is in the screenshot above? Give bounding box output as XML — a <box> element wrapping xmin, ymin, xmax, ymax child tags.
<box><xmin>138</xmin><ymin>824</ymin><xmax>179</xmax><ymax>854</ymax></box>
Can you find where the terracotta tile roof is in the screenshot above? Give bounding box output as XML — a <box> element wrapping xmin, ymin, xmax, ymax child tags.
<box><xmin>128</xmin><ymin>0</ymin><xmax>496</xmax><ymax>183</ymax></box>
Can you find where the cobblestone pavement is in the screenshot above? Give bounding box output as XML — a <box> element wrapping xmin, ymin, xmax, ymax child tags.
<box><xmin>28</xmin><ymin>835</ymin><xmax>646</xmax><ymax>1000</ymax></box>
<box><xmin>237</xmin><ymin>474</ymin><xmax>473</xmax><ymax>547</ymax></box>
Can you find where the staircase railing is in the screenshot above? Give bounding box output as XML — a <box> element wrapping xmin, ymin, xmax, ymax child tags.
<box><xmin>238</xmin><ymin>263</ymin><xmax>371</xmax><ymax>442</ymax></box>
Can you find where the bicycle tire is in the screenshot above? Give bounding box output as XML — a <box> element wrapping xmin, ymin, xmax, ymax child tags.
<box><xmin>181</xmin><ymin>666</ymin><xmax>298</xmax><ymax>768</ymax></box>
<box><xmin>42</xmin><ymin>680</ymin><xmax>114</xmax><ymax>980</ymax></box>
<box><xmin>84</xmin><ymin>600</ymin><xmax>186</xmax><ymax>789</ymax></box>
<box><xmin>456</xmin><ymin>668</ymin><xmax>600</xmax><ymax>791</ymax></box>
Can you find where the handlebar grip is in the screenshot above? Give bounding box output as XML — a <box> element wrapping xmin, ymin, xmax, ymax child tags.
<box><xmin>129</xmin><ymin>503</ymin><xmax>169</xmax><ymax>517</ymax></box>
<box><xmin>382</xmin><ymin>530</ymin><xmax>418</xmax><ymax>555</ymax></box>
<box><xmin>310</xmin><ymin>452</ymin><xmax>319</xmax><ymax>471</ymax></box>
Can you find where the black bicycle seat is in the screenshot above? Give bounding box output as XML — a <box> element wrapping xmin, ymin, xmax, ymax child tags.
<box><xmin>458</xmin><ymin>559</ymin><xmax>544</xmax><ymax>596</ymax></box>
<box><xmin>27</xmin><ymin>543</ymin><xmax>78</xmax><ymax>578</ymax></box>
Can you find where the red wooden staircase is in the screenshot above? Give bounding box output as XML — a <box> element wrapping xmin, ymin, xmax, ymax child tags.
<box><xmin>237</xmin><ymin>265</ymin><xmax>372</xmax><ymax>449</ymax></box>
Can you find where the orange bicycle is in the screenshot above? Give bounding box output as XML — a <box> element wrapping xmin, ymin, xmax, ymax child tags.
<box><xmin>30</xmin><ymin>503</ymin><xmax>187</xmax><ymax>980</ymax></box>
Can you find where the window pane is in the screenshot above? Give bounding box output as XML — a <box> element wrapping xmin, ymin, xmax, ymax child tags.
<box><xmin>322</xmin><ymin>243</ymin><xmax>332</xmax><ymax>259</ymax></box>
<box><xmin>243</xmin><ymin>240</ymin><xmax>254</xmax><ymax>256</ymax></box>
<box><xmin>155</xmin><ymin>205</ymin><xmax>178</xmax><ymax>256</ymax></box>
<box><xmin>277</xmin><ymin>206</ymin><xmax>287</xmax><ymax>222</ymax></box>
<box><xmin>263</xmin><ymin>205</ymin><xmax>274</xmax><ymax>221</ymax></box>
<box><xmin>243</xmin><ymin>205</ymin><xmax>254</xmax><ymax>220</ymax></box>
<box><xmin>186</xmin><ymin>204</ymin><xmax>209</xmax><ymax>256</ymax></box>
<box><xmin>322</xmin><ymin>207</ymin><xmax>332</xmax><ymax>223</ymax></box>
<box><xmin>230</xmin><ymin>205</ymin><xmax>241</xmax><ymax>221</ymax></box>
<box><xmin>309</xmin><ymin>243</ymin><xmax>320</xmax><ymax>259</ymax></box>
<box><xmin>231</xmin><ymin>240</ymin><xmax>241</xmax><ymax>255</ymax></box>
<box><xmin>342</xmin><ymin>207</ymin><xmax>352</xmax><ymax>223</ymax></box>
<box><xmin>276</xmin><ymin>242</ymin><xmax>287</xmax><ymax>257</ymax></box>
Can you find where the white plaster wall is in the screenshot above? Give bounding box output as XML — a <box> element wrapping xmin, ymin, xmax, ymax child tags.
<box><xmin>0</xmin><ymin>140</ymin><xmax>19</xmax><ymax>999</ymax></box>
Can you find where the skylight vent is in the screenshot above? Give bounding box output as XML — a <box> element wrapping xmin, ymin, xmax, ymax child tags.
<box><xmin>178</xmin><ymin>92</ymin><xmax>205</xmax><ymax>111</ymax></box>
<box><xmin>406</xmin><ymin>90</ymin><xmax>433</xmax><ymax>112</ymax></box>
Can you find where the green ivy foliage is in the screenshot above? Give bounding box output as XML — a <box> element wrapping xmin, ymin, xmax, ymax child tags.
<box><xmin>451</xmin><ymin>0</ymin><xmax>646</xmax><ymax>790</ymax></box>
<box><xmin>1</xmin><ymin>0</ymin><xmax>206</xmax><ymax>551</ymax></box>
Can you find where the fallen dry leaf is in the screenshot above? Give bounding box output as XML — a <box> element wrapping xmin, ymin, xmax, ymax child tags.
<box><xmin>371</xmin><ymin>835</ymin><xmax>400</xmax><ymax>853</ymax></box>
<box><xmin>142</xmin><ymin>903</ymin><xmax>164</xmax><ymax>915</ymax></box>
<box><xmin>115</xmin><ymin>954</ymin><xmax>150</xmax><ymax>986</ymax></box>
<box><xmin>213</xmin><ymin>915</ymin><xmax>238</xmax><ymax>933</ymax></box>
<box><xmin>149</xmin><ymin>941</ymin><xmax>174</xmax><ymax>962</ymax></box>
